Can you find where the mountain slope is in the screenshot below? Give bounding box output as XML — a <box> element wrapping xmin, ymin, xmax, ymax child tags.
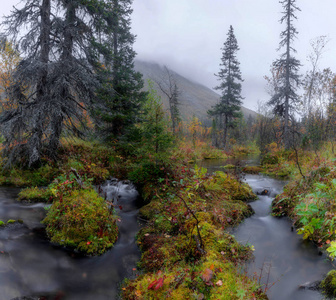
<box><xmin>134</xmin><ymin>60</ymin><xmax>257</xmax><ymax>126</ymax></box>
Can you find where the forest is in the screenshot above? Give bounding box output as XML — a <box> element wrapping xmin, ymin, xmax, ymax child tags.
<box><xmin>0</xmin><ymin>0</ymin><xmax>336</xmax><ymax>299</ymax></box>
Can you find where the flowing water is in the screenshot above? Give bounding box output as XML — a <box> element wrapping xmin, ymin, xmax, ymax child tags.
<box><xmin>1</xmin><ymin>159</ymin><xmax>334</xmax><ymax>300</ymax></box>
<box><xmin>201</xmin><ymin>158</ymin><xmax>334</xmax><ymax>300</ymax></box>
<box><xmin>0</xmin><ymin>179</ymin><xmax>142</xmax><ymax>300</ymax></box>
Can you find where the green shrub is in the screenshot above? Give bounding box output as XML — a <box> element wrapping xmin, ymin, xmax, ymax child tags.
<box><xmin>42</xmin><ymin>189</ymin><xmax>118</xmax><ymax>255</ymax></box>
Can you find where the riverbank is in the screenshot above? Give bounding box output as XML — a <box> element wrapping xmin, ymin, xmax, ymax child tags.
<box><xmin>0</xmin><ymin>139</ymin><xmax>268</xmax><ymax>299</ymax></box>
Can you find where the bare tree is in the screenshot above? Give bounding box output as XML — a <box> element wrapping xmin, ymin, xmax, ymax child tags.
<box><xmin>155</xmin><ymin>66</ymin><xmax>181</xmax><ymax>134</ymax></box>
<box><xmin>303</xmin><ymin>36</ymin><xmax>329</xmax><ymax>118</ymax></box>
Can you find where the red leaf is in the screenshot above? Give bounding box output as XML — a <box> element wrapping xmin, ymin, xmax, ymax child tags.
<box><xmin>201</xmin><ymin>268</ymin><xmax>213</xmax><ymax>283</ymax></box>
<box><xmin>148</xmin><ymin>276</ymin><xmax>165</xmax><ymax>290</ymax></box>
<box><xmin>154</xmin><ymin>277</ymin><xmax>165</xmax><ymax>290</ymax></box>
<box><xmin>148</xmin><ymin>279</ymin><xmax>158</xmax><ymax>290</ymax></box>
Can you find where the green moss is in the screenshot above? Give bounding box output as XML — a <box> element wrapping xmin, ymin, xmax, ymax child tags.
<box><xmin>18</xmin><ymin>187</ymin><xmax>52</xmax><ymax>202</ymax></box>
<box><xmin>7</xmin><ymin>219</ymin><xmax>16</xmax><ymax>224</ymax></box>
<box><xmin>205</xmin><ymin>171</ymin><xmax>256</xmax><ymax>201</ymax></box>
<box><xmin>0</xmin><ymin>164</ymin><xmax>58</xmax><ymax>187</ymax></box>
<box><xmin>221</xmin><ymin>164</ymin><xmax>235</xmax><ymax>170</ymax></box>
<box><xmin>42</xmin><ymin>189</ymin><xmax>118</xmax><ymax>255</ymax></box>
<box><xmin>243</xmin><ymin>166</ymin><xmax>263</xmax><ymax>174</ymax></box>
<box><xmin>0</xmin><ymin>221</ymin><xmax>4</xmax><ymax>226</ymax></box>
<box><xmin>321</xmin><ymin>270</ymin><xmax>336</xmax><ymax>298</ymax></box>
<box><xmin>261</xmin><ymin>153</ymin><xmax>279</xmax><ymax>165</ymax></box>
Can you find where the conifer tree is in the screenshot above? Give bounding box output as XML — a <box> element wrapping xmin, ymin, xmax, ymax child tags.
<box><xmin>93</xmin><ymin>0</ymin><xmax>146</xmax><ymax>141</ymax></box>
<box><xmin>0</xmin><ymin>0</ymin><xmax>115</xmax><ymax>166</ymax></box>
<box><xmin>268</xmin><ymin>0</ymin><xmax>301</xmax><ymax>149</ymax></box>
<box><xmin>209</xmin><ymin>25</ymin><xmax>243</xmax><ymax>149</ymax></box>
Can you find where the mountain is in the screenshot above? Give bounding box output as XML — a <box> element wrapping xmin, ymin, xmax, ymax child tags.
<box><xmin>134</xmin><ymin>60</ymin><xmax>257</xmax><ymax>126</ymax></box>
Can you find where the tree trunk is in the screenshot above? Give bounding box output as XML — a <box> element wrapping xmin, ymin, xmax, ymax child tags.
<box><xmin>30</xmin><ymin>0</ymin><xmax>51</xmax><ymax>165</ymax></box>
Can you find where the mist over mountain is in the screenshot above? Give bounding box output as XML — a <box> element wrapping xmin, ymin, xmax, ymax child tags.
<box><xmin>134</xmin><ymin>60</ymin><xmax>257</xmax><ymax>126</ymax></box>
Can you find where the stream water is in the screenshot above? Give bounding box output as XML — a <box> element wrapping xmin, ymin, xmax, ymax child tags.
<box><xmin>0</xmin><ymin>159</ymin><xmax>334</xmax><ymax>300</ymax></box>
<box><xmin>0</xmin><ymin>179</ymin><xmax>142</xmax><ymax>300</ymax></box>
<box><xmin>201</xmin><ymin>158</ymin><xmax>334</xmax><ymax>300</ymax></box>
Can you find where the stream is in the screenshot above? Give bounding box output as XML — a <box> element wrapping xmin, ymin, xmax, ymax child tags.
<box><xmin>0</xmin><ymin>179</ymin><xmax>142</xmax><ymax>300</ymax></box>
<box><xmin>201</xmin><ymin>157</ymin><xmax>334</xmax><ymax>300</ymax></box>
<box><xmin>0</xmin><ymin>159</ymin><xmax>335</xmax><ymax>300</ymax></box>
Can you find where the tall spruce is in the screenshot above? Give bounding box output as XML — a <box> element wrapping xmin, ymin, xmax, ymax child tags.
<box><xmin>0</xmin><ymin>0</ymin><xmax>108</xmax><ymax>166</ymax></box>
<box><xmin>93</xmin><ymin>0</ymin><xmax>146</xmax><ymax>141</ymax></box>
<box><xmin>268</xmin><ymin>0</ymin><xmax>301</xmax><ymax>149</ymax></box>
<box><xmin>209</xmin><ymin>25</ymin><xmax>243</xmax><ymax>149</ymax></box>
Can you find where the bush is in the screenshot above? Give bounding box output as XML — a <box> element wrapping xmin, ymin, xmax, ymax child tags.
<box><xmin>42</xmin><ymin>189</ymin><xmax>118</xmax><ymax>255</ymax></box>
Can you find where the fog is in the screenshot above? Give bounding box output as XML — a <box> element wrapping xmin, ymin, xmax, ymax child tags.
<box><xmin>2</xmin><ymin>0</ymin><xmax>336</xmax><ymax>111</ymax></box>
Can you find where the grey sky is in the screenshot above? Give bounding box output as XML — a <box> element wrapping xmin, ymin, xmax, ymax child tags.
<box><xmin>131</xmin><ymin>0</ymin><xmax>336</xmax><ymax>110</ymax></box>
<box><xmin>2</xmin><ymin>1</ymin><xmax>336</xmax><ymax>111</ymax></box>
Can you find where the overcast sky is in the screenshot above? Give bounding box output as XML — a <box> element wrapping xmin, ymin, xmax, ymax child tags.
<box><xmin>2</xmin><ymin>1</ymin><xmax>336</xmax><ymax>111</ymax></box>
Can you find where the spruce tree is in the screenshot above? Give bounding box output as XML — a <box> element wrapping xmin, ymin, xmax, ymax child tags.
<box><xmin>209</xmin><ymin>25</ymin><xmax>243</xmax><ymax>149</ymax></box>
<box><xmin>0</xmin><ymin>0</ymin><xmax>110</xmax><ymax>166</ymax></box>
<box><xmin>93</xmin><ymin>0</ymin><xmax>146</xmax><ymax>141</ymax></box>
<box><xmin>268</xmin><ymin>0</ymin><xmax>301</xmax><ymax>149</ymax></box>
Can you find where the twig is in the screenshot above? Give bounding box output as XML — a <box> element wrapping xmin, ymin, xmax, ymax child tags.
<box><xmin>177</xmin><ymin>194</ymin><xmax>206</xmax><ymax>255</ymax></box>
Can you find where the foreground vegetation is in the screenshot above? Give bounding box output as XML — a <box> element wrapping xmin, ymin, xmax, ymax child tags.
<box><xmin>122</xmin><ymin>164</ymin><xmax>265</xmax><ymax>299</ymax></box>
<box><xmin>0</xmin><ymin>136</ymin><xmax>270</xmax><ymax>298</ymax></box>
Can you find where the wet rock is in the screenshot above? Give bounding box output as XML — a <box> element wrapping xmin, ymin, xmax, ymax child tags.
<box><xmin>298</xmin><ymin>280</ymin><xmax>321</xmax><ymax>291</ymax></box>
<box><xmin>256</xmin><ymin>188</ymin><xmax>271</xmax><ymax>196</ymax></box>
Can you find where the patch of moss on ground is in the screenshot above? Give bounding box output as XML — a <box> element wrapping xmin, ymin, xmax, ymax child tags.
<box><xmin>18</xmin><ymin>187</ymin><xmax>52</xmax><ymax>202</ymax></box>
<box><xmin>205</xmin><ymin>171</ymin><xmax>257</xmax><ymax>201</ymax></box>
<box><xmin>42</xmin><ymin>189</ymin><xmax>118</xmax><ymax>255</ymax></box>
<box><xmin>0</xmin><ymin>163</ymin><xmax>58</xmax><ymax>187</ymax></box>
<box><xmin>243</xmin><ymin>166</ymin><xmax>263</xmax><ymax>174</ymax></box>
<box><xmin>321</xmin><ymin>270</ymin><xmax>336</xmax><ymax>298</ymax></box>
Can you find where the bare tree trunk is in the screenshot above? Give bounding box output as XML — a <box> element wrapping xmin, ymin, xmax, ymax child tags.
<box><xmin>29</xmin><ymin>0</ymin><xmax>51</xmax><ymax>165</ymax></box>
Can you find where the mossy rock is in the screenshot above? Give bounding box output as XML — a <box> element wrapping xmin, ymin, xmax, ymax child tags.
<box><xmin>18</xmin><ymin>187</ymin><xmax>52</xmax><ymax>202</ymax></box>
<box><xmin>42</xmin><ymin>188</ymin><xmax>118</xmax><ymax>255</ymax></box>
<box><xmin>321</xmin><ymin>270</ymin><xmax>336</xmax><ymax>298</ymax></box>
<box><xmin>242</xmin><ymin>166</ymin><xmax>263</xmax><ymax>174</ymax></box>
<box><xmin>221</xmin><ymin>164</ymin><xmax>235</xmax><ymax>170</ymax></box>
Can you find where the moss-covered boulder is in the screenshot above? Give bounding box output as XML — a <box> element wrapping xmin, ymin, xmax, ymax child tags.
<box><xmin>42</xmin><ymin>189</ymin><xmax>118</xmax><ymax>255</ymax></box>
<box><xmin>242</xmin><ymin>166</ymin><xmax>263</xmax><ymax>174</ymax></box>
<box><xmin>321</xmin><ymin>270</ymin><xmax>336</xmax><ymax>298</ymax></box>
<box><xmin>18</xmin><ymin>187</ymin><xmax>52</xmax><ymax>202</ymax></box>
